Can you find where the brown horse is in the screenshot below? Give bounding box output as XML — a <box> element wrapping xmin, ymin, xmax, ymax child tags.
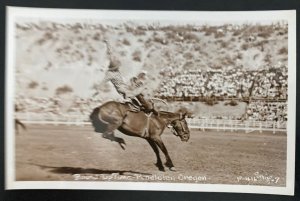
<box><xmin>90</xmin><ymin>101</ymin><xmax>190</xmax><ymax>171</ymax></box>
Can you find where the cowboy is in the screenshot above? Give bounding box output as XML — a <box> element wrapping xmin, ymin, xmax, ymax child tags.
<box><xmin>100</xmin><ymin>39</ymin><xmax>158</xmax><ymax>115</ymax></box>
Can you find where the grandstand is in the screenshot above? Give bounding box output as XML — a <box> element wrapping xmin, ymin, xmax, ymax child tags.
<box><xmin>156</xmin><ymin>65</ymin><xmax>287</xmax><ymax>101</ymax></box>
<box><xmin>154</xmin><ymin>64</ymin><xmax>288</xmax><ymax>124</ymax></box>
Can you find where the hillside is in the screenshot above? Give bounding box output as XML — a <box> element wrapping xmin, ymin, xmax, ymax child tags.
<box><xmin>15</xmin><ymin>21</ymin><xmax>288</xmax><ymax>101</ymax></box>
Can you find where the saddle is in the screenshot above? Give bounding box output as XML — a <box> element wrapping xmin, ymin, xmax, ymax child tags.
<box><xmin>123</xmin><ymin>98</ymin><xmax>153</xmax><ymax>114</ymax></box>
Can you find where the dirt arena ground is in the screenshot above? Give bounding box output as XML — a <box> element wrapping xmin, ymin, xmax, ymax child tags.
<box><xmin>15</xmin><ymin>124</ymin><xmax>287</xmax><ymax>186</ymax></box>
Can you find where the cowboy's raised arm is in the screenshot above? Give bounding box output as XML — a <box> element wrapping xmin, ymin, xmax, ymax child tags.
<box><xmin>103</xmin><ymin>39</ymin><xmax>113</xmax><ymax>60</ymax></box>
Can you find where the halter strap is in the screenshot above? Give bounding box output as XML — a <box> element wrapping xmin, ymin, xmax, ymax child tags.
<box><xmin>180</xmin><ymin>120</ymin><xmax>186</xmax><ymax>133</ymax></box>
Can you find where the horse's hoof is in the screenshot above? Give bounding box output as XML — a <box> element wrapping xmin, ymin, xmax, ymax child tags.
<box><xmin>156</xmin><ymin>164</ymin><xmax>165</xmax><ymax>171</ymax></box>
<box><xmin>156</xmin><ymin>165</ymin><xmax>165</xmax><ymax>172</ymax></box>
<box><xmin>169</xmin><ymin>167</ymin><xmax>176</xmax><ymax>171</ymax></box>
<box><xmin>117</xmin><ymin>142</ymin><xmax>126</xmax><ymax>150</ymax></box>
<box><xmin>159</xmin><ymin>167</ymin><xmax>165</xmax><ymax>172</ymax></box>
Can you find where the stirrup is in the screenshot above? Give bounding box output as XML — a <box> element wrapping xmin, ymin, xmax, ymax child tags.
<box><xmin>125</xmin><ymin>101</ymin><xmax>140</xmax><ymax>112</ymax></box>
<box><xmin>131</xmin><ymin>97</ymin><xmax>142</xmax><ymax>108</ymax></box>
<box><xmin>124</xmin><ymin>98</ymin><xmax>132</xmax><ymax>102</ymax></box>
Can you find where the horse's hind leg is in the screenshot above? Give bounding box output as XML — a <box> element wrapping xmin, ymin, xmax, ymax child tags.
<box><xmin>147</xmin><ymin>139</ymin><xmax>164</xmax><ymax>171</ymax></box>
<box><xmin>153</xmin><ymin>137</ymin><xmax>176</xmax><ymax>171</ymax></box>
<box><xmin>101</xmin><ymin>114</ymin><xmax>121</xmax><ymax>140</ymax></box>
<box><xmin>103</xmin><ymin>123</ymin><xmax>126</xmax><ymax>149</ymax></box>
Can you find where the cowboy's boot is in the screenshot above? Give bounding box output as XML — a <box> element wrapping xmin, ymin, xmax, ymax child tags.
<box><xmin>135</xmin><ymin>94</ymin><xmax>158</xmax><ymax>115</ymax></box>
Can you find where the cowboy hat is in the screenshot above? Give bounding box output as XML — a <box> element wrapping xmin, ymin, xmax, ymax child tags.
<box><xmin>108</xmin><ymin>58</ymin><xmax>121</xmax><ymax>71</ymax></box>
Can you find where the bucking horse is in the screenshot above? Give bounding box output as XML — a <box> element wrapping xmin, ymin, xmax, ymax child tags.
<box><xmin>90</xmin><ymin>101</ymin><xmax>190</xmax><ymax>171</ymax></box>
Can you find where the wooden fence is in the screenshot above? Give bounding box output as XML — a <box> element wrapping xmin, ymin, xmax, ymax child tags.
<box><xmin>16</xmin><ymin>113</ymin><xmax>286</xmax><ymax>134</ymax></box>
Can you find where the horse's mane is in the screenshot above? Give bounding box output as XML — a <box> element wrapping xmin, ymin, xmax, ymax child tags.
<box><xmin>158</xmin><ymin>111</ymin><xmax>174</xmax><ymax>115</ymax></box>
<box><xmin>158</xmin><ymin>111</ymin><xmax>180</xmax><ymax>119</ymax></box>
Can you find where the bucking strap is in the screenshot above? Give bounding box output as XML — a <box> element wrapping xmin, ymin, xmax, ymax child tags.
<box><xmin>143</xmin><ymin>112</ymin><xmax>152</xmax><ymax>137</ymax></box>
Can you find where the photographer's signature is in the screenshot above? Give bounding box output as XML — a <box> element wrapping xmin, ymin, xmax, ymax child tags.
<box><xmin>237</xmin><ymin>172</ymin><xmax>280</xmax><ymax>184</ymax></box>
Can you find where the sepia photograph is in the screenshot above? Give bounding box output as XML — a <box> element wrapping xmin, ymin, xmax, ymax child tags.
<box><xmin>5</xmin><ymin>7</ymin><xmax>296</xmax><ymax>195</ymax></box>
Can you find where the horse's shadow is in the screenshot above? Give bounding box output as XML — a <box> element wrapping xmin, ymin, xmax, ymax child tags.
<box><xmin>32</xmin><ymin>163</ymin><xmax>152</xmax><ymax>176</ymax></box>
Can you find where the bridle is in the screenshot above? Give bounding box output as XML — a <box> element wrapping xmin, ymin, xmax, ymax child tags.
<box><xmin>168</xmin><ymin>113</ymin><xmax>187</xmax><ymax>137</ymax></box>
<box><xmin>179</xmin><ymin>113</ymin><xmax>188</xmax><ymax>133</ymax></box>
<box><xmin>170</xmin><ymin>125</ymin><xmax>179</xmax><ymax>136</ymax></box>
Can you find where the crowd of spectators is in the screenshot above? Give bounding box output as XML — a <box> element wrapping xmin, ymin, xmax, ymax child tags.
<box><xmin>155</xmin><ymin>64</ymin><xmax>288</xmax><ymax>122</ymax></box>
<box><xmin>156</xmin><ymin>64</ymin><xmax>288</xmax><ymax>100</ymax></box>
<box><xmin>245</xmin><ymin>101</ymin><xmax>287</xmax><ymax>122</ymax></box>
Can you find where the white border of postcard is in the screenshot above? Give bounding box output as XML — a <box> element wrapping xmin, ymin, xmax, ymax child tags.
<box><xmin>5</xmin><ymin>7</ymin><xmax>296</xmax><ymax>195</ymax></box>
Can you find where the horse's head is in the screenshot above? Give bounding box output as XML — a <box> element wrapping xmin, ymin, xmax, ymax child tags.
<box><xmin>170</xmin><ymin>112</ymin><xmax>190</xmax><ymax>142</ymax></box>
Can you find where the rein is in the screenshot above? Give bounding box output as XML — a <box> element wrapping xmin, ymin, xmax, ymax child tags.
<box><xmin>178</xmin><ymin>113</ymin><xmax>187</xmax><ymax>133</ymax></box>
<box><xmin>170</xmin><ymin>127</ymin><xmax>179</xmax><ymax>136</ymax></box>
<box><xmin>167</xmin><ymin>112</ymin><xmax>186</xmax><ymax>136</ymax></box>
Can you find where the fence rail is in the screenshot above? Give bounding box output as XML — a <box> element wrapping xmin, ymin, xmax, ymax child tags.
<box><xmin>186</xmin><ymin>118</ymin><xmax>286</xmax><ymax>134</ymax></box>
<box><xmin>16</xmin><ymin>113</ymin><xmax>286</xmax><ymax>134</ymax></box>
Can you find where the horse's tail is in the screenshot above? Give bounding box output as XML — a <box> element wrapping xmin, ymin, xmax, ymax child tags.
<box><xmin>89</xmin><ymin>106</ymin><xmax>108</xmax><ymax>133</ymax></box>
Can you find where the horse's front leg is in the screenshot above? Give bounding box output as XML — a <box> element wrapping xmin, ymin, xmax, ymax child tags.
<box><xmin>147</xmin><ymin>139</ymin><xmax>164</xmax><ymax>171</ymax></box>
<box><xmin>153</xmin><ymin>137</ymin><xmax>176</xmax><ymax>171</ymax></box>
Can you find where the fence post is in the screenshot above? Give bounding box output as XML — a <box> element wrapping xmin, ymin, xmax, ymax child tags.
<box><xmin>259</xmin><ymin>122</ymin><xmax>262</xmax><ymax>133</ymax></box>
<box><xmin>265</xmin><ymin>121</ymin><xmax>268</xmax><ymax>132</ymax></box>
<box><xmin>234</xmin><ymin>120</ymin><xmax>237</xmax><ymax>131</ymax></box>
